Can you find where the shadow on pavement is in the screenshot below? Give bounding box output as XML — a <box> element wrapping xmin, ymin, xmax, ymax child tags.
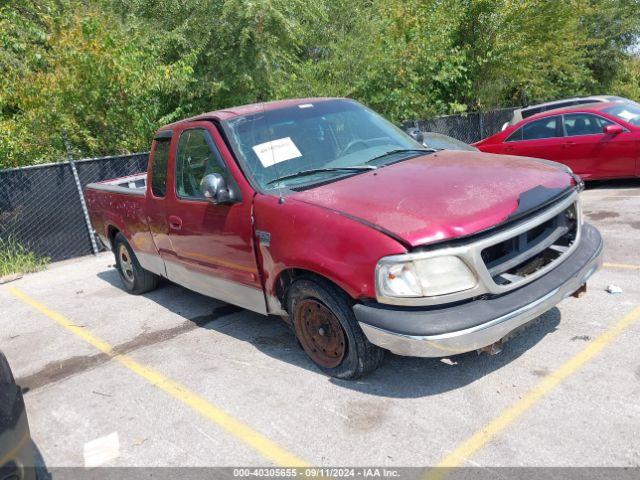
<box><xmin>96</xmin><ymin>268</ymin><xmax>561</xmax><ymax>399</ymax></box>
<box><xmin>585</xmin><ymin>178</ymin><xmax>640</xmax><ymax>190</ymax></box>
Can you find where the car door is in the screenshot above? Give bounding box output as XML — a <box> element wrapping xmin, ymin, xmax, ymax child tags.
<box><xmin>143</xmin><ymin>133</ymin><xmax>173</xmax><ymax>276</ymax></box>
<box><xmin>560</xmin><ymin>113</ymin><xmax>636</xmax><ymax>179</ymax></box>
<box><xmin>499</xmin><ymin>115</ymin><xmax>565</xmax><ymax>160</ymax></box>
<box><xmin>163</xmin><ymin>122</ymin><xmax>266</xmax><ymax>314</ymax></box>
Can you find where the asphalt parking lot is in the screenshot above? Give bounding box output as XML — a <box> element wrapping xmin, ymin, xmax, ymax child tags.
<box><xmin>1</xmin><ymin>180</ymin><xmax>639</xmax><ymax>470</ymax></box>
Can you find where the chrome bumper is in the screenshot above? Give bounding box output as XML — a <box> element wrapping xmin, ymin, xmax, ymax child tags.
<box><xmin>356</xmin><ymin>223</ymin><xmax>603</xmax><ymax>358</ymax></box>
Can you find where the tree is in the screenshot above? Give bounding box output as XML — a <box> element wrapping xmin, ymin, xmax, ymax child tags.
<box><xmin>1</xmin><ymin>0</ymin><xmax>639</xmax><ymax>166</ymax></box>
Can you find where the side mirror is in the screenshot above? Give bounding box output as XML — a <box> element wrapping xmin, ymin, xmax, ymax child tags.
<box><xmin>200</xmin><ymin>173</ymin><xmax>234</xmax><ymax>204</ymax></box>
<box><xmin>603</xmin><ymin>124</ymin><xmax>624</xmax><ymax>135</ymax></box>
<box><xmin>407</xmin><ymin>127</ymin><xmax>425</xmax><ymax>146</ymax></box>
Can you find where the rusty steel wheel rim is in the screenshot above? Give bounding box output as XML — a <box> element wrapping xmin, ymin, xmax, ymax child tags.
<box><xmin>294</xmin><ymin>298</ymin><xmax>346</xmax><ymax>368</ymax></box>
<box><xmin>118</xmin><ymin>244</ymin><xmax>135</xmax><ymax>283</ymax></box>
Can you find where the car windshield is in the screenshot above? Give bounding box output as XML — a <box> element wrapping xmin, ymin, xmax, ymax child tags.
<box><xmin>604</xmin><ymin>104</ymin><xmax>640</xmax><ymax>126</ymax></box>
<box><xmin>422</xmin><ymin>132</ymin><xmax>477</xmax><ymax>151</ymax></box>
<box><xmin>224</xmin><ymin>99</ymin><xmax>426</xmax><ymax>190</ymax></box>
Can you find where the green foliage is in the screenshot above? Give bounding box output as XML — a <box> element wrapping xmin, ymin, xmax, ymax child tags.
<box><xmin>0</xmin><ymin>0</ymin><xmax>175</xmax><ymax>167</ymax></box>
<box><xmin>1</xmin><ymin>0</ymin><xmax>639</xmax><ymax>166</ymax></box>
<box><xmin>0</xmin><ymin>236</ymin><xmax>49</xmax><ymax>277</ymax></box>
<box><xmin>612</xmin><ymin>56</ymin><xmax>640</xmax><ymax>99</ymax></box>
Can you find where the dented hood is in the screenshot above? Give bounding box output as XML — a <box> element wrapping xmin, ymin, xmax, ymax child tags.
<box><xmin>289</xmin><ymin>151</ymin><xmax>573</xmax><ymax>247</ymax></box>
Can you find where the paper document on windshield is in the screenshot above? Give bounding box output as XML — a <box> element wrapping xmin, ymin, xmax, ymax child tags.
<box><xmin>253</xmin><ymin>137</ymin><xmax>302</xmax><ymax>167</ymax></box>
<box><xmin>617</xmin><ymin>109</ymin><xmax>637</xmax><ymax>122</ymax></box>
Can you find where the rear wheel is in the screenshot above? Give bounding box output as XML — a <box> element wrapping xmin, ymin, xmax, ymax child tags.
<box><xmin>114</xmin><ymin>233</ymin><xmax>159</xmax><ymax>294</ymax></box>
<box><xmin>287</xmin><ymin>277</ymin><xmax>384</xmax><ymax>379</ymax></box>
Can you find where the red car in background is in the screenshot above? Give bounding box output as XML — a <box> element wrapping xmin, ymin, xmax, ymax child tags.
<box><xmin>474</xmin><ymin>102</ymin><xmax>640</xmax><ymax>180</ymax></box>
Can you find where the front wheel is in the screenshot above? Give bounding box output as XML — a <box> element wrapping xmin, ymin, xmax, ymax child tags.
<box><xmin>287</xmin><ymin>277</ymin><xmax>384</xmax><ymax>379</ymax></box>
<box><xmin>113</xmin><ymin>233</ymin><xmax>159</xmax><ymax>295</ymax></box>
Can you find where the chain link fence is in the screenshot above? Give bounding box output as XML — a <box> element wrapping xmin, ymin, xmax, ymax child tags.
<box><xmin>0</xmin><ymin>107</ymin><xmax>517</xmax><ymax>265</ymax></box>
<box><xmin>405</xmin><ymin>107</ymin><xmax>518</xmax><ymax>144</ymax></box>
<box><xmin>0</xmin><ymin>153</ymin><xmax>148</xmax><ymax>262</ymax></box>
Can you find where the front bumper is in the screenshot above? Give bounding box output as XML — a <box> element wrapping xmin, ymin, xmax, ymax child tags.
<box><xmin>354</xmin><ymin>223</ymin><xmax>603</xmax><ymax>357</ymax></box>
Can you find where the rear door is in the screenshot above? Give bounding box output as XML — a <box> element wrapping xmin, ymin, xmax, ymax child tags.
<box><xmin>142</xmin><ymin>133</ymin><xmax>173</xmax><ymax>276</ymax></box>
<box><xmin>560</xmin><ymin>113</ymin><xmax>636</xmax><ymax>179</ymax></box>
<box><xmin>163</xmin><ymin>122</ymin><xmax>266</xmax><ymax>313</ymax></box>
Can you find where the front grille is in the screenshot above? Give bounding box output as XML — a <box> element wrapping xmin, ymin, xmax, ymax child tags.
<box><xmin>481</xmin><ymin>202</ymin><xmax>578</xmax><ymax>287</ymax></box>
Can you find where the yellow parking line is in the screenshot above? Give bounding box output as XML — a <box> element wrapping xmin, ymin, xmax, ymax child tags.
<box><xmin>8</xmin><ymin>286</ymin><xmax>310</xmax><ymax>467</ymax></box>
<box><xmin>0</xmin><ymin>432</ymin><xmax>30</xmax><ymax>466</ymax></box>
<box><xmin>603</xmin><ymin>262</ymin><xmax>640</xmax><ymax>270</ymax></box>
<box><xmin>426</xmin><ymin>304</ymin><xmax>640</xmax><ymax>478</ymax></box>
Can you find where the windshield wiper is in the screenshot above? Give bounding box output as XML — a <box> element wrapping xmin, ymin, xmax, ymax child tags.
<box><xmin>366</xmin><ymin>148</ymin><xmax>436</xmax><ymax>165</ymax></box>
<box><xmin>265</xmin><ymin>166</ymin><xmax>377</xmax><ymax>187</ymax></box>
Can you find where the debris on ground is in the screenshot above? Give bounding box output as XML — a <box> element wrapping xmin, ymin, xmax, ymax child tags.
<box><xmin>606</xmin><ymin>284</ymin><xmax>623</xmax><ymax>294</ymax></box>
<box><xmin>92</xmin><ymin>390</ymin><xmax>113</xmax><ymax>398</ymax></box>
<box><xmin>571</xmin><ymin>335</ymin><xmax>591</xmax><ymax>342</ymax></box>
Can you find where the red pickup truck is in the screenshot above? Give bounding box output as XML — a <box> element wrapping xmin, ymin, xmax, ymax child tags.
<box><xmin>86</xmin><ymin>98</ymin><xmax>603</xmax><ymax>379</ymax></box>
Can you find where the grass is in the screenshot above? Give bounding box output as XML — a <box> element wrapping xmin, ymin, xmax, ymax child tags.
<box><xmin>0</xmin><ymin>236</ymin><xmax>49</xmax><ymax>278</ymax></box>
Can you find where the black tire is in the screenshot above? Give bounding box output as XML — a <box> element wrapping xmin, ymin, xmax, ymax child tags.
<box><xmin>287</xmin><ymin>276</ymin><xmax>384</xmax><ymax>379</ymax></box>
<box><xmin>113</xmin><ymin>233</ymin><xmax>159</xmax><ymax>294</ymax></box>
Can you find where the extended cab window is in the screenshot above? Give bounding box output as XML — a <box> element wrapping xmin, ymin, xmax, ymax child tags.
<box><xmin>175</xmin><ymin>129</ymin><xmax>226</xmax><ymax>199</ymax></box>
<box><xmin>563</xmin><ymin>113</ymin><xmax>612</xmax><ymax>136</ymax></box>
<box><xmin>508</xmin><ymin>116</ymin><xmax>562</xmax><ymax>142</ymax></box>
<box><xmin>151</xmin><ymin>138</ymin><xmax>170</xmax><ymax>197</ymax></box>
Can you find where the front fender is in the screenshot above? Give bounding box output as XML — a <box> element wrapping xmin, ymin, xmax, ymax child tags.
<box><xmin>253</xmin><ymin>195</ymin><xmax>407</xmax><ymax>305</ymax></box>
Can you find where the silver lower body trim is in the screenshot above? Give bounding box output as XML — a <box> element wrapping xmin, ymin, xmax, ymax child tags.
<box><xmin>359</xmin><ymin>237</ymin><xmax>603</xmax><ymax>358</ymax></box>
<box><xmin>164</xmin><ymin>259</ymin><xmax>267</xmax><ymax>314</ymax></box>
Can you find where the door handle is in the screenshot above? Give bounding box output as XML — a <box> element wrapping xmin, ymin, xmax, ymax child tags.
<box><xmin>562</xmin><ymin>142</ymin><xmax>576</xmax><ymax>148</ymax></box>
<box><xmin>168</xmin><ymin>215</ymin><xmax>183</xmax><ymax>230</ymax></box>
<box><xmin>504</xmin><ymin>146</ymin><xmax>515</xmax><ymax>152</ymax></box>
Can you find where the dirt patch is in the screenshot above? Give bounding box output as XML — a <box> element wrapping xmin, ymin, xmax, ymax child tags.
<box><xmin>628</xmin><ymin>221</ymin><xmax>640</xmax><ymax>230</ymax></box>
<box><xmin>532</xmin><ymin>368</ymin><xmax>551</xmax><ymax>377</ymax></box>
<box><xmin>585</xmin><ymin>210</ymin><xmax>620</xmax><ymax>221</ymax></box>
<box><xmin>18</xmin><ymin>353</ymin><xmax>110</xmax><ymax>393</ymax></box>
<box><xmin>344</xmin><ymin>399</ymin><xmax>389</xmax><ymax>432</ymax></box>
<box><xmin>17</xmin><ymin>304</ymin><xmax>242</xmax><ymax>392</ymax></box>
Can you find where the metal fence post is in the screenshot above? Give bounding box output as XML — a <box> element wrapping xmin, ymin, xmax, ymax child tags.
<box><xmin>64</xmin><ymin>136</ymin><xmax>99</xmax><ymax>255</ymax></box>
<box><xmin>68</xmin><ymin>159</ymin><xmax>99</xmax><ymax>255</ymax></box>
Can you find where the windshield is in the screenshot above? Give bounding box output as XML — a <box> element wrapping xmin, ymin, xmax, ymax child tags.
<box><xmin>423</xmin><ymin>132</ymin><xmax>477</xmax><ymax>151</ymax></box>
<box><xmin>603</xmin><ymin>104</ymin><xmax>640</xmax><ymax>126</ymax></box>
<box><xmin>224</xmin><ymin>99</ymin><xmax>424</xmax><ymax>190</ymax></box>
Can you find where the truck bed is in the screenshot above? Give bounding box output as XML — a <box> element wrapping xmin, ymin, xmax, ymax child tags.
<box><xmin>85</xmin><ymin>173</ymin><xmax>147</xmax><ymax>196</ymax></box>
<box><xmin>84</xmin><ymin>172</ymin><xmax>152</xmax><ymax>253</ymax></box>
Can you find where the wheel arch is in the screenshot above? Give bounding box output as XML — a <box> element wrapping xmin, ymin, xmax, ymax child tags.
<box><xmin>106</xmin><ymin>224</ymin><xmax>121</xmax><ymax>251</ymax></box>
<box><xmin>273</xmin><ymin>267</ymin><xmax>356</xmax><ymax>315</ymax></box>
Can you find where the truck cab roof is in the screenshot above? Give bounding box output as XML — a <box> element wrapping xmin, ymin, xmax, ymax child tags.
<box><xmin>156</xmin><ymin>97</ymin><xmax>340</xmax><ymax>134</ymax></box>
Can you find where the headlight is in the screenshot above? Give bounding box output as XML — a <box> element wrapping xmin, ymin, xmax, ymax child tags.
<box><xmin>377</xmin><ymin>255</ymin><xmax>477</xmax><ymax>299</ymax></box>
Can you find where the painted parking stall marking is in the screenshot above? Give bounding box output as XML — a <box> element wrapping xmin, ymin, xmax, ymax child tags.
<box><xmin>7</xmin><ymin>286</ymin><xmax>310</xmax><ymax>468</ymax></box>
<box><xmin>424</xmin><ymin>304</ymin><xmax>640</xmax><ymax>478</ymax></box>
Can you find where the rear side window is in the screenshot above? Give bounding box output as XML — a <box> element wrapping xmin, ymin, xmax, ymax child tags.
<box><xmin>175</xmin><ymin>129</ymin><xmax>226</xmax><ymax>199</ymax></box>
<box><xmin>151</xmin><ymin>139</ymin><xmax>170</xmax><ymax>197</ymax></box>
<box><xmin>564</xmin><ymin>113</ymin><xmax>613</xmax><ymax>136</ymax></box>
<box><xmin>507</xmin><ymin>116</ymin><xmax>562</xmax><ymax>142</ymax></box>
<box><xmin>521</xmin><ymin>107</ymin><xmax>544</xmax><ymax>119</ymax></box>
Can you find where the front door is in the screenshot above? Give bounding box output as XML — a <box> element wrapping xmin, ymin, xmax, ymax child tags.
<box><xmin>560</xmin><ymin>113</ymin><xmax>636</xmax><ymax>180</ymax></box>
<box><xmin>164</xmin><ymin>122</ymin><xmax>266</xmax><ymax>313</ymax></box>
